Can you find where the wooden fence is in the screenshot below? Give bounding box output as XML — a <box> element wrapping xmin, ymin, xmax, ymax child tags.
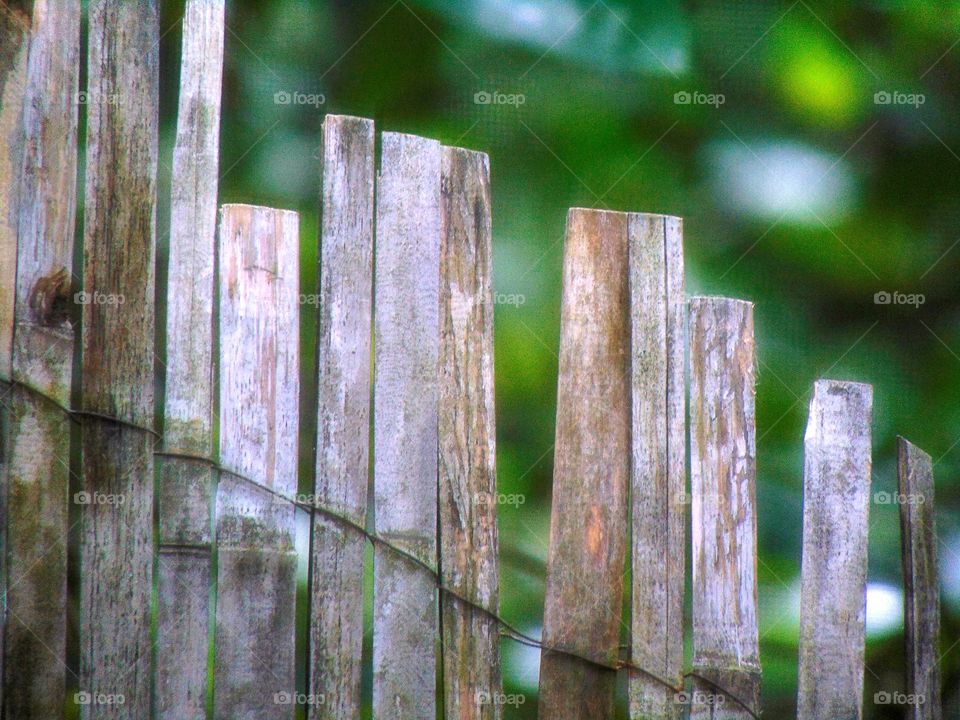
<box><xmin>0</xmin><ymin>1</ymin><xmax>945</xmax><ymax>719</ymax></box>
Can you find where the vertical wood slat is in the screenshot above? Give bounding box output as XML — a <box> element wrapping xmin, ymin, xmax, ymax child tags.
<box><xmin>439</xmin><ymin>146</ymin><xmax>501</xmax><ymax>720</ymax></box>
<box><xmin>0</xmin><ymin>3</ymin><xmax>35</xmax><ymax>711</ymax></box>
<box><xmin>157</xmin><ymin>0</ymin><xmax>224</xmax><ymax>717</ymax></box>
<box><xmin>214</xmin><ymin>204</ymin><xmax>299</xmax><ymax>720</ymax></box>
<box><xmin>689</xmin><ymin>298</ymin><xmax>760</xmax><ymax>719</ymax></box>
<box><xmin>538</xmin><ymin>208</ymin><xmax>631</xmax><ymax>720</ymax></box>
<box><xmin>309</xmin><ymin>114</ymin><xmax>374</xmax><ymax>719</ymax></box>
<box><xmin>79</xmin><ymin>1</ymin><xmax>159</xmax><ymax>717</ymax></box>
<box><xmin>630</xmin><ymin>213</ymin><xmax>685</xmax><ymax>720</ymax></box>
<box><xmin>373</xmin><ymin>132</ymin><xmax>442</xmax><ymax>720</ymax></box>
<box><xmin>797</xmin><ymin>379</ymin><xmax>873</xmax><ymax>720</ymax></box>
<box><xmin>897</xmin><ymin>437</ymin><xmax>942</xmax><ymax>720</ymax></box>
<box><xmin>3</xmin><ymin>1</ymin><xmax>80</xmax><ymax>717</ymax></box>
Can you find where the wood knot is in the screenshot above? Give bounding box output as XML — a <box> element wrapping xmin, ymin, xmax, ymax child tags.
<box><xmin>28</xmin><ymin>267</ymin><xmax>72</xmax><ymax>326</ymax></box>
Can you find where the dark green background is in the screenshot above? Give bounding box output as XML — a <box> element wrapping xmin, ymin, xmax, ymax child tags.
<box><xmin>154</xmin><ymin>1</ymin><xmax>960</xmax><ymax>716</ymax></box>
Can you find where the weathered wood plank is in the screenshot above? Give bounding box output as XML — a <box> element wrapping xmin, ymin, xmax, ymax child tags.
<box><xmin>2</xmin><ymin>1</ymin><xmax>80</xmax><ymax>717</ymax></box>
<box><xmin>79</xmin><ymin>1</ymin><xmax>159</xmax><ymax>716</ymax></box>
<box><xmin>215</xmin><ymin>204</ymin><xmax>299</xmax><ymax>720</ymax></box>
<box><xmin>373</xmin><ymin>131</ymin><xmax>441</xmax><ymax>720</ymax></box>
<box><xmin>309</xmin><ymin>114</ymin><xmax>374</xmax><ymax>720</ymax></box>
<box><xmin>689</xmin><ymin>297</ymin><xmax>760</xmax><ymax>719</ymax></box>
<box><xmin>439</xmin><ymin>146</ymin><xmax>501</xmax><ymax>720</ymax></box>
<box><xmin>797</xmin><ymin>379</ymin><xmax>873</xmax><ymax>720</ymax></box>
<box><xmin>157</xmin><ymin>1</ymin><xmax>224</xmax><ymax>717</ymax></box>
<box><xmin>897</xmin><ymin>437</ymin><xmax>941</xmax><ymax>720</ymax></box>
<box><xmin>629</xmin><ymin>213</ymin><xmax>685</xmax><ymax>720</ymax></box>
<box><xmin>539</xmin><ymin>208</ymin><xmax>631</xmax><ymax>720</ymax></box>
<box><xmin>0</xmin><ymin>1</ymin><xmax>33</xmax><ymax>713</ymax></box>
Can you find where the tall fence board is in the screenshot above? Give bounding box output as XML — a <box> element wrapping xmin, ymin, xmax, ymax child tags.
<box><xmin>372</xmin><ymin>131</ymin><xmax>442</xmax><ymax>719</ymax></box>
<box><xmin>439</xmin><ymin>146</ymin><xmax>501</xmax><ymax>720</ymax></box>
<box><xmin>629</xmin><ymin>212</ymin><xmax>686</xmax><ymax>720</ymax></box>
<box><xmin>309</xmin><ymin>113</ymin><xmax>375</xmax><ymax>719</ymax></box>
<box><xmin>2</xmin><ymin>1</ymin><xmax>80</xmax><ymax>717</ymax></box>
<box><xmin>214</xmin><ymin>204</ymin><xmax>300</xmax><ymax>719</ymax></box>
<box><xmin>797</xmin><ymin>379</ymin><xmax>873</xmax><ymax>720</ymax></box>
<box><xmin>156</xmin><ymin>0</ymin><xmax>224</xmax><ymax>717</ymax></box>
<box><xmin>78</xmin><ymin>1</ymin><xmax>159</xmax><ymax>717</ymax></box>
<box><xmin>689</xmin><ymin>297</ymin><xmax>760</xmax><ymax>719</ymax></box>
<box><xmin>539</xmin><ymin>208</ymin><xmax>631</xmax><ymax>720</ymax></box>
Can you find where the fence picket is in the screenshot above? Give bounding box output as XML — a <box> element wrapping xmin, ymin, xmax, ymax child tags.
<box><xmin>439</xmin><ymin>146</ymin><xmax>501</xmax><ymax>720</ymax></box>
<box><xmin>689</xmin><ymin>297</ymin><xmax>761</xmax><ymax>719</ymax></box>
<box><xmin>898</xmin><ymin>437</ymin><xmax>941</xmax><ymax>720</ymax></box>
<box><xmin>78</xmin><ymin>1</ymin><xmax>159</xmax><ymax>716</ymax></box>
<box><xmin>157</xmin><ymin>0</ymin><xmax>224</xmax><ymax>716</ymax></box>
<box><xmin>2</xmin><ymin>1</ymin><xmax>81</xmax><ymax>717</ymax></box>
<box><xmin>309</xmin><ymin>114</ymin><xmax>375</xmax><ymax>718</ymax></box>
<box><xmin>539</xmin><ymin>208</ymin><xmax>631</xmax><ymax>720</ymax></box>
<box><xmin>373</xmin><ymin>131</ymin><xmax>442</xmax><ymax>719</ymax></box>
<box><xmin>629</xmin><ymin>212</ymin><xmax>686</xmax><ymax>720</ymax></box>
<box><xmin>797</xmin><ymin>379</ymin><xmax>873</xmax><ymax>720</ymax></box>
<box><xmin>214</xmin><ymin>204</ymin><xmax>300</xmax><ymax>719</ymax></box>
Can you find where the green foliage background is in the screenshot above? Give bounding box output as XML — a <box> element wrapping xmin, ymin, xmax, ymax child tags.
<box><xmin>153</xmin><ymin>1</ymin><xmax>960</xmax><ymax>716</ymax></box>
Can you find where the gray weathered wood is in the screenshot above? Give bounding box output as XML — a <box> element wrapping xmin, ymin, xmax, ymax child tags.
<box><xmin>898</xmin><ymin>437</ymin><xmax>941</xmax><ymax>720</ymax></box>
<box><xmin>157</xmin><ymin>1</ymin><xmax>224</xmax><ymax>717</ymax></box>
<box><xmin>439</xmin><ymin>146</ymin><xmax>501</xmax><ymax>720</ymax></box>
<box><xmin>797</xmin><ymin>379</ymin><xmax>873</xmax><ymax>720</ymax></box>
<box><xmin>0</xmin><ymin>4</ymin><xmax>32</xmax><ymax>708</ymax></box>
<box><xmin>79</xmin><ymin>1</ymin><xmax>159</xmax><ymax>716</ymax></box>
<box><xmin>373</xmin><ymin>131</ymin><xmax>441</xmax><ymax>720</ymax></box>
<box><xmin>215</xmin><ymin>204</ymin><xmax>299</xmax><ymax>720</ymax></box>
<box><xmin>629</xmin><ymin>212</ymin><xmax>685</xmax><ymax>720</ymax></box>
<box><xmin>309</xmin><ymin>114</ymin><xmax>375</xmax><ymax>720</ymax></box>
<box><xmin>2</xmin><ymin>1</ymin><xmax>80</xmax><ymax>717</ymax></box>
<box><xmin>539</xmin><ymin>208</ymin><xmax>631</xmax><ymax>720</ymax></box>
<box><xmin>689</xmin><ymin>297</ymin><xmax>760</xmax><ymax>719</ymax></box>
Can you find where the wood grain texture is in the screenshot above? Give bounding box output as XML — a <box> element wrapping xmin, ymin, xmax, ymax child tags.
<box><xmin>79</xmin><ymin>1</ymin><xmax>159</xmax><ymax>716</ymax></box>
<box><xmin>897</xmin><ymin>438</ymin><xmax>941</xmax><ymax>720</ymax></box>
<box><xmin>309</xmin><ymin>114</ymin><xmax>374</xmax><ymax>720</ymax></box>
<box><xmin>157</xmin><ymin>1</ymin><xmax>224</xmax><ymax>717</ymax></box>
<box><xmin>689</xmin><ymin>298</ymin><xmax>760</xmax><ymax>720</ymax></box>
<box><xmin>215</xmin><ymin>204</ymin><xmax>299</xmax><ymax>720</ymax></box>
<box><xmin>629</xmin><ymin>213</ymin><xmax>685</xmax><ymax>720</ymax></box>
<box><xmin>2</xmin><ymin>1</ymin><xmax>80</xmax><ymax>717</ymax></box>
<box><xmin>539</xmin><ymin>208</ymin><xmax>630</xmax><ymax>720</ymax></box>
<box><xmin>373</xmin><ymin>131</ymin><xmax>441</xmax><ymax>720</ymax></box>
<box><xmin>439</xmin><ymin>146</ymin><xmax>501</xmax><ymax>720</ymax></box>
<box><xmin>797</xmin><ymin>379</ymin><xmax>872</xmax><ymax>720</ymax></box>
